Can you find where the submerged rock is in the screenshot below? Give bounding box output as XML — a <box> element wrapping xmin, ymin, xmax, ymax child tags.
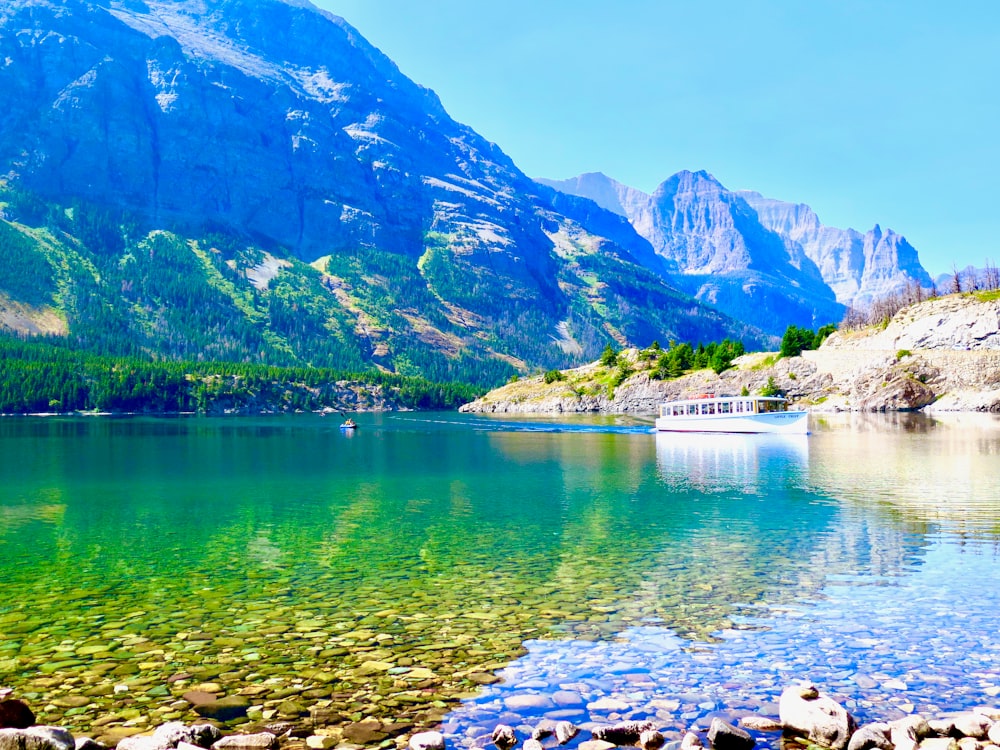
<box><xmin>192</xmin><ymin>697</ymin><xmax>250</xmax><ymax>722</ymax></box>
<box><xmin>738</xmin><ymin>717</ymin><xmax>782</xmax><ymax>733</ymax></box>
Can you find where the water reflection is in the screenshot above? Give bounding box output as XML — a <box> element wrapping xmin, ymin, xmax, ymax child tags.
<box><xmin>809</xmin><ymin>413</ymin><xmax>1000</xmax><ymax>537</ymax></box>
<box><xmin>655</xmin><ymin>432</ymin><xmax>809</xmax><ymax>494</ymax></box>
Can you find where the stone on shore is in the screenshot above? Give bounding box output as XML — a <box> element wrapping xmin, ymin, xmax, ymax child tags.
<box><xmin>0</xmin><ymin>727</ymin><xmax>75</xmax><ymax>750</ymax></box>
<box><xmin>554</xmin><ymin>722</ymin><xmax>579</xmax><ymax>745</ymax></box>
<box><xmin>706</xmin><ymin>718</ymin><xmax>754</xmax><ymax>750</ymax></box>
<box><xmin>0</xmin><ymin>700</ymin><xmax>36</xmax><ymax>730</ymax></box>
<box><xmin>989</xmin><ymin>722</ymin><xmax>1000</xmax><ymax>746</ymax></box>
<box><xmin>889</xmin><ymin>715</ymin><xmax>932</xmax><ymax>750</ymax></box>
<box><xmin>116</xmin><ymin>724</ymin><xmax>220</xmax><ymax>750</ymax></box>
<box><xmin>639</xmin><ymin>730</ymin><xmax>665</xmax><ymax>750</ymax></box>
<box><xmin>531</xmin><ymin>721</ymin><xmax>556</xmax><ymax>741</ymax></box>
<box><xmin>918</xmin><ymin>738</ymin><xmax>959</xmax><ymax>750</ymax></box>
<box><xmin>408</xmin><ymin>731</ymin><xmax>445</xmax><ymax>750</ymax></box>
<box><xmin>778</xmin><ymin>683</ymin><xmax>856</xmax><ymax>750</ymax></box>
<box><xmin>491</xmin><ymin>725</ymin><xmax>517</xmax><ymax>750</ymax></box>
<box><xmin>846</xmin><ymin>723</ymin><xmax>893</xmax><ymax>750</ymax></box>
<box><xmin>210</xmin><ymin>734</ymin><xmax>277</xmax><ymax>750</ymax></box>
<box><xmin>592</xmin><ymin>721</ymin><xmax>655</xmax><ymax>746</ymax></box>
<box><xmin>951</xmin><ymin>713</ymin><xmax>992</xmax><ymax>739</ymax></box>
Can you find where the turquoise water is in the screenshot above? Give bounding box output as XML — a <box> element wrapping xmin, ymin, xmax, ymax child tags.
<box><xmin>1</xmin><ymin>412</ymin><xmax>999</xmax><ymax>746</ymax></box>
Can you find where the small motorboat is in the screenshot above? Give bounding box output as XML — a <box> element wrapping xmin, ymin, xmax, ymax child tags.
<box><xmin>339</xmin><ymin>418</ymin><xmax>358</xmax><ymax>431</ymax></box>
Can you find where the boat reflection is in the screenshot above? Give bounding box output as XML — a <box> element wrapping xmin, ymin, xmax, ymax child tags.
<box><xmin>655</xmin><ymin>431</ymin><xmax>809</xmax><ymax>494</ymax></box>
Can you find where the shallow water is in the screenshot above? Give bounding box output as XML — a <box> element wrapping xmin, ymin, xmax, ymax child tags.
<box><xmin>1</xmin><ymin>412</ymin><xmax>999</xmax><ymax>745</ymax></box>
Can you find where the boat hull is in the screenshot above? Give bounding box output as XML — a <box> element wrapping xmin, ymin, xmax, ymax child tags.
<box><xmin>654</xmin><ymin>410</ymin><xmax>808</xmax><ymax>434</ymax></box>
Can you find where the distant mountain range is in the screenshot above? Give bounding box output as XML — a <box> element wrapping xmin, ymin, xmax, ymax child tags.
<box><xmin>0</xmin><ymin>0</ymin><xmax>934</xmax><ymax>386</ymax></box>
<box><xmin>538</xmin><ymin>171</ymin><xmax>933</xmax><ymax>327</ymax></box>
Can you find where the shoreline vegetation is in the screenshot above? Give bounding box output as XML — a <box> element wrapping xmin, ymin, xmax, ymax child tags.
<box><xmin>0</xmin><ymin>336</ymin><xmax>482</xmax><ymax>415</ymax></box>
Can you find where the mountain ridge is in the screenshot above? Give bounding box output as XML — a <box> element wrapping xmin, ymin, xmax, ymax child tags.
<box><xmin>539</xmin><ymin>171</ymin><xmax>933</xmax><ymax>316</ymax></box>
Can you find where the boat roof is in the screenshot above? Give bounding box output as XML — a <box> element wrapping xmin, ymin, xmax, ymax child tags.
<box><xmin>661</xmin><ymin>394</ymin><xmax>787</xmax><ymax>406</ymax></box>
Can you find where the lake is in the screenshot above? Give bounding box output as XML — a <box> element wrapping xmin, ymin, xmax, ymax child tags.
<box><xmin>1</xmin><ymin>412</ymin><xmax>999</xmax><ymax>747</ymax></box>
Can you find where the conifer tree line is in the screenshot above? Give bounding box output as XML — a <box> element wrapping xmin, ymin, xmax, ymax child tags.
<box><xmin>0</xmin><ymin>336</ymin><xmax>480</xmax><ymax>414</ymax></box>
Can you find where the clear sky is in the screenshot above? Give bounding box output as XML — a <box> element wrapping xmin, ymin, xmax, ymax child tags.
<box><xmin>316</xmin><ymin>0</ymin><xmax>999</xmax><ymax>277</ymax></box>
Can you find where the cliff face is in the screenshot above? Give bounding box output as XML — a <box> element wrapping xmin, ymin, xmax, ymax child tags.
<box><xmin>0</xmin><ymin>0</ymin><xmax>528</xmax><ymax>261</ymax></box>
<box><xmin>461</xmin><ymin>294</ymin><xmax>1000</xmax><ymax>414</ymax></box>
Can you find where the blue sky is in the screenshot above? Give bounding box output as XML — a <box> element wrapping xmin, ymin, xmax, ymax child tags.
<box><xmin>317</xmin><ymin>0</ymin><xmax>998</xmax><ymax>277</ymax></box>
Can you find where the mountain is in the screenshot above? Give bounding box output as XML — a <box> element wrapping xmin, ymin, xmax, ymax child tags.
<box><xmin>540</xmin><ymin>171</ymin><xmax>845</xmax><ymax>332</ymax></box>
<box><xmin>738</xmin><ymin>192</ymin><xmax>933</xmax><ymax>309</ymax></box>
<box><xmin>0</xmin><ymin>0</ymin><xmax>765</xmax><ymax>386</ymax></box>
<box><xmin>541</xmin><ymin>171</ymin><xmax>935</xmax><ymax>323</ymax></box>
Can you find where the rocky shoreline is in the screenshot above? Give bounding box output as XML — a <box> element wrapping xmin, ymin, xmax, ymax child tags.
<box><xmin>461</xmin><ymin>295</ymin><xmax>1000</xmax><ymax>415</ymax></box>
<box><xmin>4</xmin><ymin>682</ymin><xmax>1000</xmax><ymax>750</ymax></box>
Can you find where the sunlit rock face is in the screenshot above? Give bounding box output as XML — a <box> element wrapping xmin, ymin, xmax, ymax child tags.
<box><xmin>0</xmin><ymin>0</ymin><xmax>558</xmax><ymax>270</ymax></box>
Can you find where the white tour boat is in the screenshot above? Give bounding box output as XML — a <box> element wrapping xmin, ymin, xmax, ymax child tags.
<box><xmin>655</xmin><ymin>394</ymin><xmax>809</xmax><ymax>434</ymax></box>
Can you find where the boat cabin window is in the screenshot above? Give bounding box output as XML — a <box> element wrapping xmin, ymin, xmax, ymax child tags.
<box><xmin>757</xmin><ymin>399</ymin><xmax>785</xmax><ymax>413</ymax></box>
<box><xmin>702</xmin><ymin>402</ymin><xmax>716</xmax><ymax>415</ymax></box>
<box><xmin>719</xmin><ymin>401</ymin><xmax>732</xmax><ymax>414</ymax></box>
<box><xmin>687</xmin><ymin>404</ymin><xmax>698</xmax><ymax>415</ymax></box>
<box><xmin>673</xmin><ymin>405</ymin><xmax>684</xmax><ymax>416</ymax></box>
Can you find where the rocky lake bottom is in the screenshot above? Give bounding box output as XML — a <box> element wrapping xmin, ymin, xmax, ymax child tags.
<box><xmin>1</xmin><ymin>413</ymin><xmax>999</xmax><ymax>749</ymax></box>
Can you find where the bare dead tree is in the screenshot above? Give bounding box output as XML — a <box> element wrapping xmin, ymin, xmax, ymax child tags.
<box><xmin>983</xmin><ymin>259</ymin><xmax>999</xmax><ymax>291</ymax></box>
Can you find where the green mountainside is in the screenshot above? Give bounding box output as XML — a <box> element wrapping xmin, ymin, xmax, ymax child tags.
<box><xmin>0</xmin><ymin>188</ymin><xmax>767</xmax><ymax>388</ymax></box>
<box><xmin>0</xmin><ymin>0</ymin><xmax>772</xmax><ymax>391</ymax></box>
